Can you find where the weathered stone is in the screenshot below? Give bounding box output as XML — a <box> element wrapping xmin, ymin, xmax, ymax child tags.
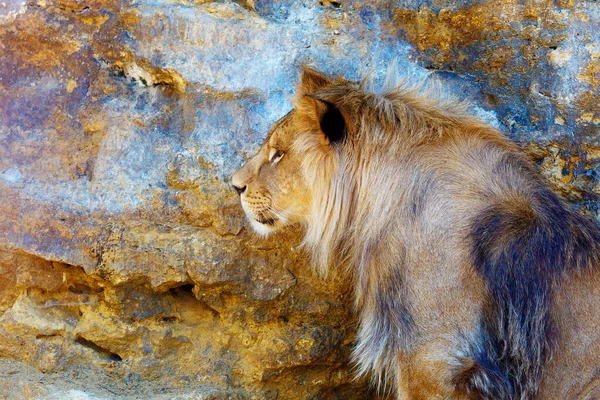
<box><xmin>1</xmin><ymin>0</ymin><xmax>599</xmax><ymax>398</ymax></box>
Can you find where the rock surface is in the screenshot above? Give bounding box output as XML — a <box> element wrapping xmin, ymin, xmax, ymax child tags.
<box><xmin>0</xmin><ymin>0</ymin><xmax>599</xmax><ymax>399</ymax></box>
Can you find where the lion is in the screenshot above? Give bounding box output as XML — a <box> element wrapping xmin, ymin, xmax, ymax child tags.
<box><xmin>231</xmin><ymin>66</ymin><xmax>600</xmax><ymax>399</ymax></box>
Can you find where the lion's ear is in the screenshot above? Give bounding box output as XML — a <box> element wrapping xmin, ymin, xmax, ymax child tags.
<box><xmin>294</xmin><ymin>66</ymin><xmax>348</xmax><ymax>144</ymax></box>
<box><xmin>310</xmin><ymin>98</ymin><xmax>347</xmax><ymax>144</ymax></box>
<box><xmin>297</xmin><ymin>65</ymin><xmax>331</xmax><ymax>96</ymax></box>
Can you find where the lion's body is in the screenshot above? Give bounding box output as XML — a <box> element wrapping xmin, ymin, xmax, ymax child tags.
<box><xmin>543</xmin><ymin>272</ymin><xmax>600</xmax><ymax>399</ymax></box>
<box><xmin>232</xmin><ymin>67</ymin><xmax>600</xmax><ymax>399</ymax></box>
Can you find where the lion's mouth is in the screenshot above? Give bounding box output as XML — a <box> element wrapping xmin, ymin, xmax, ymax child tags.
<box><xmin>256</xmin><ymin>217</ymin><xmax>277</xmax><ymax>225</ymax></box>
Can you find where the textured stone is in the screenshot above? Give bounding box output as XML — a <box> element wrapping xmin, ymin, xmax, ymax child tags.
<box><xmin>1</xmin><ymin>0</ymin><xmax>599</xmax><ymax>398</ymax></box>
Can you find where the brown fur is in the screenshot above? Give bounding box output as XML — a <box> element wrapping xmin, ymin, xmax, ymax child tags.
<box><xmin>231</xmin><ymin>66</ymin><xmax>600</xmax><ymax>399</ymax></box>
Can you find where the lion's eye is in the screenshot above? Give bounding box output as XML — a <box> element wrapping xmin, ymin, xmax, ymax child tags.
<box><xmin>270</xmin><ymin>149</ymin><xmax>284</xmax><ymax>164</ymax></box>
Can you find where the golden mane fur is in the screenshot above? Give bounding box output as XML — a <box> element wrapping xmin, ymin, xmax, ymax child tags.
<box><xmin>232</xmin><ymin>66</ymin><xmax>600</xmax><ymax>399</ymax></box>
<box><xmin>295</xmin><ymin>70</ymin><xmax>507</xmax><ymax>278</ymax></box>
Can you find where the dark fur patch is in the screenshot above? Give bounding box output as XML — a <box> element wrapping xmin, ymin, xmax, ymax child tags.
<box><xmin>453</xmin><ymin>352</ymin><xmax>513</xmax><ymax>399</ymax></box>
<box><xmin>408</xmin><ymin>170</ymin><xmax>435</xmax><ymax>219</ymax></box>
<box><xmin>353</xmin><ymin>243</ymin><xmax>413</xmax><ymax>390</ymax></box>
<box><xmin>469</xmin><ymin>174</ymin><xmax>600</xmax><ymax>398</ymax></box>
<box><xmin>373</xmin><ymin>267</ymin><xmax>414</xmax><ymax>351</ymax></box>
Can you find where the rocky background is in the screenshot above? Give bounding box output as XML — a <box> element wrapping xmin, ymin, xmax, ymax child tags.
<box><xmin>1</xmin><ymin>0</ymin><xmax>599</xmax><ymax>399</ymax></box>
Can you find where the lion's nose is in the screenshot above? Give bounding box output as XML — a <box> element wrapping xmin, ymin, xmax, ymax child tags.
<box><xmin>231</xmin><ymin>166</ymin><xmax>248</xmax><ymax>195</ymax></box>
<box><xmin>232</xmin><ymin>184</ymin><xmax>246</xmax><ymax>195</ymax></box>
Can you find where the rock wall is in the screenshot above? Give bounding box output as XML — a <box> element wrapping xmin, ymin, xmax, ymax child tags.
<box><xmin>0</xmin><ymin>0</ymin><xmax>599</xmax><ymax>399</ymax></box>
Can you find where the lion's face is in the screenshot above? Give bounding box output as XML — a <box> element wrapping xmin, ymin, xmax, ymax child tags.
<box><xmin>232</xmin><ymin>66</ymin><xmax>348</xmax><ymax>237</ymax></box>
<box><xmin>231</xmin><ymin>111</ymin><xmax>315</xmax><ymax>236</ymax></box>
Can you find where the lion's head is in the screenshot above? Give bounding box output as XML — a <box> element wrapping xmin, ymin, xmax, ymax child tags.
<box><xmin>232</xmin><ymin>66</ymin><xmax>479</xmax><ymax>275</ymax></box>
<box><xmin>231</xmin><ymin>66</ymin><xmax>349</xmax><ymax>241</ymax></box>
